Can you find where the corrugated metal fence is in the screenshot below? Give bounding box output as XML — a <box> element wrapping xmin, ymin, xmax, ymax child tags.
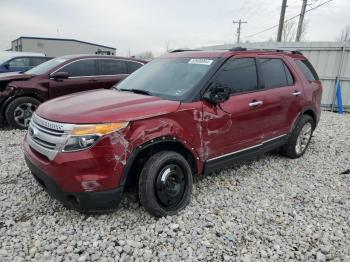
<box><xmin>202</xmin><ymin>42</ymin><xmax>350</xmax><ymax>112</ymax></box>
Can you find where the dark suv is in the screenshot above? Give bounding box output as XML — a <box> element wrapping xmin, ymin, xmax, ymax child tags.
<box><xmin>0</xmin><ymin>55</ymin><xmax>146</xmax><ymax>129</ymax></box>
<box><xmin>23</xmin><ymin>48</ymin><xmax>322</xmax><ymax>217</ymax></box>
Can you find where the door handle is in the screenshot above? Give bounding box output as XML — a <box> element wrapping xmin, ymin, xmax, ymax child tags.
<box><xmin>292</xmin><ymin>91</ymin><xmax>301</xmax><ymax>96</ymax></box>
<box><xmin>88</xmin><ymin>79</ymin><xmax>98</xmax><ymax>82</ymax></box>
<box><xmin>249</xmin><ymin>100</ymin><xmax>263</xmax><ymax>107</ymax></box>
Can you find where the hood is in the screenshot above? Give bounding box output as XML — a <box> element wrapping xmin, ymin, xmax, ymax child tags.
<box><xmin>0</xmin><ymin>72</ymin><xmax>33</xmax><ymax>81</ymax></box>
<box><xmin>36</xmin><ymin>89</ymin><xmax>181</xmax><ymax>124</ymax></box>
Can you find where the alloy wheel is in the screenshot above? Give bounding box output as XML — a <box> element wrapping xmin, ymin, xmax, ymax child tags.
<box><xmin>13</xmin><ymin>102</ymin><xmax>37</xmax><ymax>128</ymax></box>
<box><xmin>295</xmin><ymin>122</ymin><xmax>312</xmax><ymax>155</ymax></box>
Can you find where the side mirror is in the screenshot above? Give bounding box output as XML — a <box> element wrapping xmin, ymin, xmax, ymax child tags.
<box><xmin>51</xmin><ymin>71</ymin><xmax>69</xmax><ymax>80</ymax></box>
<box><xmin>203</xmin><ymin>85</ymin><xmax>230</xmax><ymax>104</ymax></box>
<box><xmin>3</xmin><ymin>63</ymin><xmax>10</xmax><ymax>69</ymax></box>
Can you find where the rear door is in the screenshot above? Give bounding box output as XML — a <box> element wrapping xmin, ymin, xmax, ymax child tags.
<box><xmin>97</xmin><ymin>59</ymin><xmax>128</xmax><ymax>89</ymax></box>
<box><xmin>30</xmin><ymin>57</ymin><xmax>51</xmax><ymax>69</ymax></box>
<box><xmin>49</xmin><ymin>59</ymin><xmax>99</xmax><ymax>98</ymax></box>
<box><xmin>257</xmin><ymin>56</ymin><xmax>304</xmax><ymax>141</ymax></box>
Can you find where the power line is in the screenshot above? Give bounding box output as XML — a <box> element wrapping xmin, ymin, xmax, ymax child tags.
<box><xmin>244</xmin><ymin>0</ymin><xmax>333</xmax><ymax>39</ymax></box>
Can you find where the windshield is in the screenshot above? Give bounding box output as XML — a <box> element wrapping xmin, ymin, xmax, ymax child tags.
<box><xmin>26</xmin><ymin>57</ymin><xmax>68</xmax><ymax>75</ymax></box>
<box><xmin>115</xmin><ymin>57</ymin><xmax>216</xmax><ymax>100</ymax></box>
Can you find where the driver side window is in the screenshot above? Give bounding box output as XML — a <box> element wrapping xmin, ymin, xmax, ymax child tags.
<box><xmin>215</xmin><ymin>58</ymin><xmax>258</xmax><ymax>94</ymax></box>
<box><xmin>9</xmin><ymin>57</ymin><xmax>30</xmax><ymax>67</ymax></box>
<box><xmin>61</xmin><ymin>59</ymin><xmax>98</xmax><ymax>77</ymax></box>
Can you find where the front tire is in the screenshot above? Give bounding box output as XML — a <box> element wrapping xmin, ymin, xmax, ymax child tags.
<box><xmin>280</xmin><ymin>114</ymin><xmax>315</xmax><ymax>159</ymax></box>
<box><xmin>138</xmin><ymin>151</ymin><xmax>193</xmax><ymax>217</ymax></box>
<box><xmin>5</xmin><ymin>97</ymin><xmax>40</xmax><ymax>129</ymax></box>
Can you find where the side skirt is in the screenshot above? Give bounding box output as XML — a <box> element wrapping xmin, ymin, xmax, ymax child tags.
<box><xmin>203</xmin><ymin>134</ymin><xmax>288</xmax><ymax>175</ymax></box>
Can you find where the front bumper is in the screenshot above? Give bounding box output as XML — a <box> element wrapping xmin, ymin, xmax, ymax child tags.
<box><xmin>23</xmin><ymin>133</ymin><xmax>130</xmax><ymax>211</ymax></box>
<box><xmin>25</xmin><ymin>154</ymin><xmax>123</xmax><ymax>211</ymax></box>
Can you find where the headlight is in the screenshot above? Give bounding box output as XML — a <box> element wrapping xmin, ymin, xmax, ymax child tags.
<box><xmin>63</xmin><ymin>134</ymin><xmax>100</xmax><ymax>152</ymax></box>
<box><xmin>71</xmin><ymin>122</ymin><xmax>129</xmax><ymax>136</ymax></box>
<box><xmin>63</xmin><ymin>122</ymin><xmax>128</xmax><ymax>152</ymax></box>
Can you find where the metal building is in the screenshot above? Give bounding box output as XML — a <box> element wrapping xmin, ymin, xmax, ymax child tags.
<box><xmin>11</xmin><ymin>36</ymin><xmax>116</xmax><ymax>57</ymax></box>
<box><xmin>202</xmin><ymin>42</ymin><xmax>350</xmax><ymax>112</ymax></box>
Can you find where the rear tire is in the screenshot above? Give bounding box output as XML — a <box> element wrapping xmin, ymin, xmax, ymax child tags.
<box><xmin>5</xmin><ymin>97</ymin><xmax>40</xmax><ymax>129</ymax></box>
<box><xmin>280</xmin><ymin>114</ymin><xmax>315</xmax><ymax>159</ymax></box>
<box><xmin>138</xmin><ymin>151</ymin><xmax>193</xmax><ymax>217</ymax></box>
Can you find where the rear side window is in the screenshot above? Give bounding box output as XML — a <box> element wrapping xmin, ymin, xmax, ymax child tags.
<box><xmin>62</xmin><ymin>59</ymin><xmax>98</xmax><ymax>77</ymax></box>
<box><xmin>100</xmin><ymin>59</ymin><xmax>127</xmax><ymax>75</ymax></box>
<box><xmin>295</xmin><ymin>59</ymin><xmax>319</xmax><ymax>81</ymax></box>
<box><xmin>127</xmin><ymin>61</ymin><xmax>143</xmax><ymax>74</ymax></box>
<box><xmin>30</xmin><ymin>57</ymin><xmax>50</xmax><ymax>66</ymax></box>
<box><xmin>215</xmin><ymin>58</ymin><xmax>258</xmax><ymax>94</ymax></box>
<box><xmin>259</xmin><ymin>58</ymin><xmax>292</xmax><ymax>88</ymax></box>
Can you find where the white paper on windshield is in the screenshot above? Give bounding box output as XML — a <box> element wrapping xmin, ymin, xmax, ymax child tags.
<box><xmin>188</xmin><ymin>59</ymin><xmax>213</xmax><ymax>66</ymax></box>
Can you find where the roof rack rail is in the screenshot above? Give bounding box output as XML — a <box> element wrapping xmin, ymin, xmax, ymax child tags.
<box><xmin>170</xmin><ymin>49</ymin><xmax>201</xmax><ymax>53</ymax></box>
<box><xmin>228</xmin><ymin>47</ymin><xmax>303</xmax><ymax>55</ymax></box>
<box><xmin>250</xmin><ymin>48</ymin><xmax>303</xmax><ymax>55</ymax></box>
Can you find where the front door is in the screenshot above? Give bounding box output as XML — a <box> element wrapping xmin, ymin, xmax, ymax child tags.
<box><xmin>202</xmin><ymin>57</ymin><xmax>266</xmax><ymax>164</ymax></box>
<box><xmin>7</xmin><ymin>57</ymin><xmax>31</xmax><ymax>72</ymax></box>
<box><xmin>49</xmin><ymin>59</ymin><xmax>99</xmax><ymax>98</ymax></box>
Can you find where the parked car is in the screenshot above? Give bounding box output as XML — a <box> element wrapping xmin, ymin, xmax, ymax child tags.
<box><xmin>0</xmin><ymin>55</ymin><xmax>146</xmax><ymax>128</ymax></box>
<box><xmin>23</xmin><ymin>48</ymin><xmax>322</xmax><ymax>217</ymax></box>
<box><xmin>0</xmin><ymin>51</ymin><xmax>51</xmax><ymax>73</ymax></box>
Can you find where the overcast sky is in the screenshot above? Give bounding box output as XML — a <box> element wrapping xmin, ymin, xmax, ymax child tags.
<box><xmin>0</xmin><ymin>0</ymin><xmax>349</xmax><ymax>56</ymax></box>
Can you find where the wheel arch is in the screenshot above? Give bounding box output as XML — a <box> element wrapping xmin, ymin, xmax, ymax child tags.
<box><xmin>1</xmin><ymin>93</ymin><xmax>44</xmax><ymax>118</ymax></box>
<box><xmin>290</xmin><ymin>106</ymin><xmax>318</xmax><ymax>133</ymax></box>
<box><xmin>302</xmin><ymin>108</ymin><xmax>317</xmax><ymax>125</ymax></box>
<box><xmin>121</xmin><ymin>137</ymin><xmax>200</xmax><ymax>189</ymax></box>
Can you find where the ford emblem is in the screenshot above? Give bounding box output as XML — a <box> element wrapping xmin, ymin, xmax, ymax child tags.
<box><xmin>29</xmin><ymin>127</ymin><xmax>37</xmax><ymax>138</ymax></box>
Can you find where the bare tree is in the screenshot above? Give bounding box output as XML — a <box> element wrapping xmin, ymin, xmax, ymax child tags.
<box><xmin>337</xmin><ymin>25</ymin><xmax>350</xmax><ymax>42</ymax></box>
<box><xmin>135</xmin><ymin>51</ymin><xmax>155</xmax><ymax>60</ymax></box>
<box><xmin>280</xmin><ymin>19</ymin><xmax>307</xmax><ymax>42</ymax></box>
<box><xmin>282</xmin><ymin>20</ymin><xmax>296</xmax><ymax>42</ymax></box>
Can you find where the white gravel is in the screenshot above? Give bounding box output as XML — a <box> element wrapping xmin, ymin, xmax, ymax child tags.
<box><xmin>0</xmin><ymin>111</ymin><xmax>349</xmax><ymax>261</ymax></box>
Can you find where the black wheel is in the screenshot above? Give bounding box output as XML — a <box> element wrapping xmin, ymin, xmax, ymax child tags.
<box><xmin>5</xmin><ymin>97</ymin><xmax>40</xmax><ymax>129</ymax></box>
<box><xmin>138</xmin><ymin>151</ymin><xmax>193</xmax><ymax>217</ymax></box>
<box><xmin>280</xmin><ymin>114</ymin><xmax>315</xmax><ymax>159</ymax></box>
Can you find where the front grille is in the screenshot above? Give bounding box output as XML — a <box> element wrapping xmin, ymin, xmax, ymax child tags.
<box><xmin>27</xmin><ymin>114</ymin><xmax>75</xmax><ymax>160</ymax></box>
<box><xmin>32</xmin><ymin>136</ymin><xmax>56</xmax><ymax>150</ymax></box>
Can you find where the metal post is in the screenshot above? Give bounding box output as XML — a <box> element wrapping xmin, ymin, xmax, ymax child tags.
<box><xmin>296</xmin><ymin>0</ymin><xmax>307</xmax><ymax>42</ymax></box>
<box><xmin>277</xmin><ymin>0</ymin><xmax>288</xmax><ymax>42</ymax></box>
<box><xmin>331</xmin><ymin>46</ymin><xmax>346</xmax><ymax>112</ymax></box>
<box><xmin>233</xmin><ymin>19</ymin><xmax>247</xmax><ymax>44</ymax></box>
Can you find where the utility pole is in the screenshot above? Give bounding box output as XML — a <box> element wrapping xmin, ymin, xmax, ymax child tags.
<box><xmin>277</xmin><ymin>0</ymin><xmax>288</xmax><ymax>42</ymax></box>
<box><xmin>296</xmin><ymin>0</ymin><xmax>307</xmax><ymax>42</ymax></box>
<box><xmin>233</xmin><ymin>19</ymin><xmax>247</xmax><ymax>44</ymax></box>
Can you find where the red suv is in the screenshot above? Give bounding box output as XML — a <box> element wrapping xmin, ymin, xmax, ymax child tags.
<box><xmin>0</xmin><ymin>55</ymin><xmax>146</xmax><ymax>129</ymax></box>
<box><xmin>23</xmin><ymin>48</ymin><xmax>322</xmax><ymax>217</ymax></box>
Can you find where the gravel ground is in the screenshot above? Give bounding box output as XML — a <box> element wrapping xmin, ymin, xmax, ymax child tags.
<box><xmin>0</xmin><ymin>111</ymin><xmax>349</xmax><ymax>261</ymax></box>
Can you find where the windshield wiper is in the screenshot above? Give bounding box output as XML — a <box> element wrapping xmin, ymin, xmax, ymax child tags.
<box><xmin>118</xmin><ymin>88</ymin><xmax>152</xmax><ymax>96</ymax></box>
